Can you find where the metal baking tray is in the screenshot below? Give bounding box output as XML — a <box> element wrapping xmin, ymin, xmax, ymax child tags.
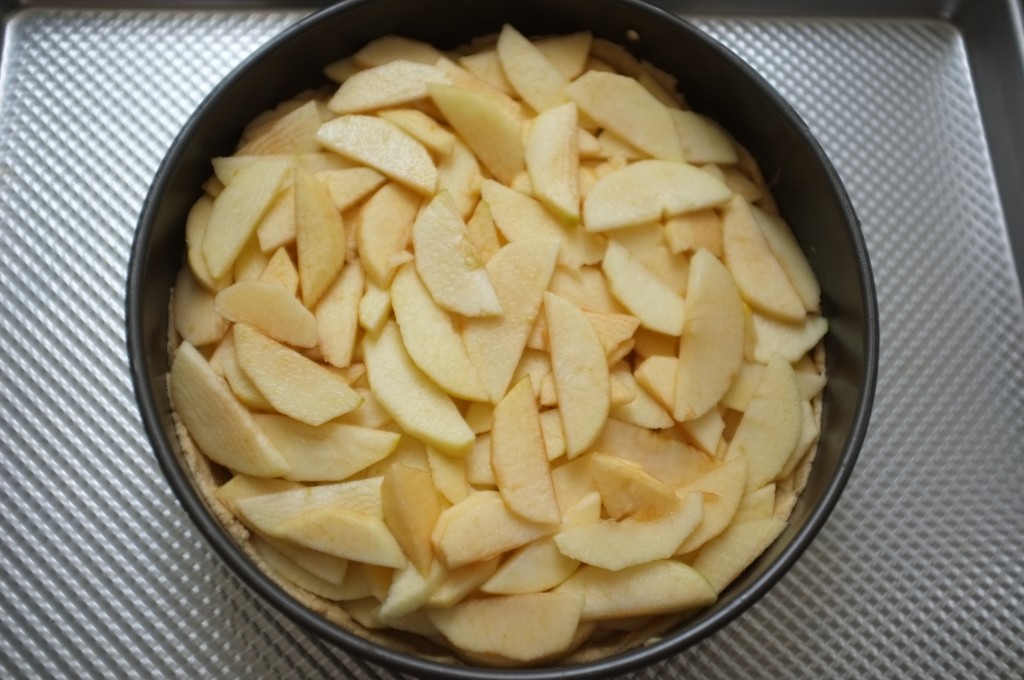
<box><xmin>1</xmin><ymin>1</ymin><xmax>1021</xmax><ymax>678</ymax></box>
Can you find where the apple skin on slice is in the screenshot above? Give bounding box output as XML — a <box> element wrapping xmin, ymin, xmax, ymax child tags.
<box><xmin>169</xmin><ymin>342</ymin><xmax>289</xmax><ymax>477</ymax></box>
<box><xmin>362</xmin><ymin>321</ymin><xmax>475</xmax><ymax>457</ymax></box>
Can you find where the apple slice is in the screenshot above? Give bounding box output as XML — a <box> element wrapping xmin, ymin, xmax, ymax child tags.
<box><xmin>733</xmin><ymin>484</ymin><xmax>777</xmax><ymax>524</ymax></box>
<box><xmin>184</xmin><ymin>195</ymin><xmax>231</xmax><ymax>292</ymax></box>
<box><xmin>497</xmin><ymin>24</ymin><xmax>569</xmax><ymax>113</ymax></box>
<box><xmin>235</xmin><ymin>477</ymin><xmax>384</xmax><ymax>526</ymax></box>
<box><xmin>721</xmin><ymin>196</ymin><xmax>805</xmax><ymax>322</ymax></box>
<box><xmin>169</xmin><ymin>342</ymin><xmax>288</xmax><ymax>477</ymax></box>
<box><xmin>390</xmin><ymin>263</ymin><xmax>489</xmax><ymax>401</ymax></box>
<box><xmin>535</xmin><ymin>31</ymin><xmax>592</xmax><ymax>80</ymax></box>
<box><xmin>353</xmin><ymin>35</ymin><xmax>443</xmax><ymax>67</ymax></box>
<box><xmin>355</xmin><ymin>182</ymin><xmax>421</xmax><ymax>288</ymax></box>
<box><xmin>433</xmin><ymin>490</ymin><xmax>552</xmax><ymax>568</ymax></box>
<box><xmin>548</xmin><ymin>266</ymin><xmax>625</xmax><ymax>314</ymax></box>
<box><xmin>675</xmin><ymin>454</ymin><xmax>749</xmax><ymax>554</ymax></box>
<box><xmin>670</xmin><ymin>109</ymin><xmax>738</xmax><ymax>165</ymax></box>
<box><xmin>465</xmin><ymin>433</ymin><xmax>496</xmax><ymax>487</ymax></box>
<box><xmin>202</xmin><ymin>157</ymin><xmax>292</xmax><ymax>278</ymax></box>
<box><xmin>674</xmin><ymin>249</ymin><xmax>746</xmax><ymax>421</ymax></box>
<box><xmin>252</xmin><ymin>414</ymin><xmax>399</xmax><ymax>482</ymax></box>
<box><xmin>214</xmin><ymin>281</ymin><xmax>318</xmax><ymax>349</ymax></box>
<box><xmin>491</xmin><ymin>377</ymin><xmax>561</xmax><ymax>524</ymax></box>
<box><xmin>210</xmin><ymin>329</ymin><xmax>271</xmax><ymax>410</ymax></box>
<box><xmin>427</xmin><ymin>557</ymin><xmax>502</xmax><ymax>608</ymax></box>
<box><xmin>258</xmin><ymin>247</ymin><xmax>299</xmax><ymax>295</ymax></box>
<box><xmin>583</xmin><ymin>160</ymin><xmax>732</xmax><ymax>232</ymax></box>
<box><xmin>727</xmin><ymin>355</ymin><xmax>802</xmax><ymax>492</ymax></box>
<box><xmin>412</xmin><ymin>191</ymin><xmax>502</xmax><ymax>317</ymax></box>
<box><xmin>525</xmin><ymin>102</ymin><xmax>579</xmax><ymax>225</ymax></box>
<box><xmin>749</xmin><ymin>312</ymin><xmax>829</xmax><ymax>364</ymax></box>
<box><xmin>464</xmin><ymin>199</ymin><xmax>501</xmax><ymax>264</ymax></box>
<box><xmin>328</xmin><ymin>60</ymin><xmax>450</xmax><ymax>114</ymax></box>
<box><xmin>317</xmin><ymin>115</ymin><xmax>437</xmax><ymax>196</ymax></box>
<box><xmin>556</xmin><ymin>559</ymin><xmax>716</xmax><ymax>620</ymax></box>
<box><xmin>427</xmin><ymin>446</ymin><xmax>470</xmax><ymax>505</ymax></box>
<box><xmin>589</xmin><ymin>452</ymin><xmax>678</xmax><ymax>520</ymax></box>
<box><xmin>379</xmin><ymin>108</ymin><xmax>456</xmax><ymax>156</ymax></box>
<box><xmin>593</xmin><ymin>419</ymin><xmax>713</xmax><ymax>488</ymax></box>
<box><xmin>250</xmin><ymin>537</ymin><xmax>351</xmax><ymax>601</ymax></box>
<box><xmin>460</xmin><ymin>49</ymin><xmax>514</xmax><ymax>94</ymax></box>
<box><xmin>680</xmin><ymin>405</ymin><xmax>726</xmax><ymax>455</ymax></box>
<box><xmin>567</xmin><ymin>71</ymin><xmax>684</xmax><ymax>162</ymax></box>
<box><xmin>602</xmin><ymin>240</ymin><xmax>686</xmax><ymax>336</ymax></box>
<box><xmin>545</xmin><ymin>292</ymin><xmax>610</xmax><ymax>457</ymax></box>
<box><xmin>316</xmin><ymin>167</ymin><xmax>386</xmax><ymax>213</ymax></box>
<box><xmin>428</xmin><ymin>82</ymin><xmax>524</xmax><ymax>184</ymax></box>
<box><xmin>664</xmin><ymin>209</ymin><xmax>723</xmax><ymax>257</ymax></box>
<box><xmin>434</xmin><ymin>57</ymin><xmax>526</xmax><ymax>121</ymax></box>
<box><xmin>692</xmin><ymin>518</ymin><xmax>787</xmax><ymax>593</ymax></box>
<box><xmin>362</xmin><ymin>322</ymin><xmax>474</xmax><ymax>457</ymax></box>
<box><xmin>780</xmin><ymin>399</ymin><xmax>818</xmax><ymax>480</ymax></box>
<box><xmin>463</xmin><ymin>239</ymin><xmax>560</xmax><ymax>402</ymax></box>
<box><xmin>173</xmin><ymin>267</ymin><xmax>227</xmax><ymax>348</ymax></box>
<box><xmin>233</xmin><ymin>324</ymin><xmax>362</xmax><ymax>426</ymax></box>
<box><xmin>436</xmin><ymin>137</ymin><xmax>482</xmax><ymax>220</ymax></box>
<box><xmin>239</xmin><ymin>100</ymin><xmax>322</xmax><ymax>155</ymax></box>
<box><xmin>255</xmin><ymin>185</ymin><xmax>296</xmax><ymax>253</ymax></box>
<box><xmin>608</xmin><ymin>362</ymin><xmax>673</xmax><ymax>430</ymax></box>
<box><xmin>316</xmin><ymin>259</ymin><xmax>363</xmax><ymax>368</ymax></box>
<box><xmin>293</xmin><ymin>167</ymin><xmax>346</xmax><ymax>308</ymax></box>
<box><xmin>749</xmin><ymin>204</ymin><xmax>820</xmax><ymax>312</ymax></box>
<box><xmin>427</xmin><ymin>592</ymin><xmax>584</xmax><ymax>663</ymax></box>
<box><xmin>358</xmin><ymin>280</ymin><xmax>392</xmax><ymax>334</ymax></box>
<box><xmin>259</xmin><ymin>503</ymin><xmax>406</xmax><ymax>568</ymax></box>
<box><xmin>379</xmin><ymin>560</ymin><xmax>447</xmax><ymax>621</ymax></box>
<box><xmin>381</xmin><ymin>463</ymin><xmax>442</xmax><ymax>576</ymax></box>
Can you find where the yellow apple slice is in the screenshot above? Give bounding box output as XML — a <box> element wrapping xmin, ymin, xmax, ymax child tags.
<box><xmin>260</xmin><ymin>504</ymin><xmax>407</xmax><ymax>568</ymax></box>
<box><xmin>596</xmin><ymin>129</ymin><xmax>646</xmax><ymax>160</ymax></box>
<box><xmin>733</xmin><ymin>484</ymin><xmax>777</xmax><ymax>524</ymax></box>
<box><xmin>680</xmin><ymin>405</ymin><xmax>726</xmax><ymax>455</ymax></box>
<box><xmin>316</xmin><ymin>115</ymin><xmax>437</xmax><ymax>196</ymax></box>
<box><xmin>433</xmin><ymin>490</ymin><xmax>552</xmax><ymax>568</ymax></box>
<box><xmin>327</xmin><ymin>60</ymin><xmax>450</xmax><ymax>114</ymax></box>
<box><xmin>362</xmin><ymin>322</ymin><xmax>474</xmax><ymax>456</ymax></box>
<box><xmin>674</xmin><ymin>249</ymin><xmax>746</xmax><ymax>421</ymax></box>
<box><xmin>525</xmin><ymin>101</ymin><xmax>580</xmax><ymax>225</ymax></box>
<box><xmin>358</xmin><ymin>280</ymin><xmax>392</xmax><ymax>334</ymax></box>
<box><xmin>316</xmin><ymin>258</ymin><xmax>363</xmax><ymax>368</ymax></box>
<box><xmin>612</xmin><ymin>222</ymin><xmax>690</xmax><ymax>294</ymax></box>
<box><xmin>675</xmin><ymin>454</ymin><xmax>749</xmax><ymax>554</ymax></box>
<box><xmin>497</xmin><ymin>24</ymin><xmax>569</xmax><ymax>112</ymax></box>
<box><xmin>353</xmin><ymin>35</ymin><xmax>443</xmax><ymax>67</ymax></box>
<box><xmin>464</xmin><ymin>433</ymin><xmax>495</xmax><ymax>487</ymax></box>
<box><xmin>555</xmin><ymin>492</ymin><xmax>702</xmax><ymax>571</ymax></box>
<box><xmin>544</xmin><ymin>292</ymin><xmax>610</xmax><ymax>457</ymax></box>
<box><xmin>169</xmin><ymin>343</ymin><xmax>288</xmax><ymax>477</ymax></box>
<box><xmin>379</xmin><ymin>560</ymin><xmax>447</xmax><ymax>620</ymax></box>
<box><xmin>692</xmin><ymin>518</ymin><xmax>787</xmax><ymax>593</ymax></box>
<box><xmin>293</xmin><ymin>167</ymin><xmax>346</xmax><ymax>308</ymax></box>
<box><xmin>316</xmin><ymin>167</ymin><xmax>386</xmax><ymax>213</ymax></box>
<box><xmin>589</xmin><ymin>452</ymin><xmax>678</xmax><ymax>520</ymax></box>
<box><xmin>548</xmin><ymin>266</ymin><xmax>625</xmax><ymax>314</ymax></box>
<box><xmin>465</xmin><ymin>199</ymin><xmax>501</xmax><ymax>264</ymax></box>
<box><xmin>239</xmin><ymin>100</ymin><xmax>321</xmax><ymax>155</ymax></box>
<box><xmin>567</xmin><ymin>71</ymin><xmax>684</xmax><ymax>162</ymax></box>
<box><xmin>728</xmin><ymin>355</ymin><xmax>803</xmax><ymax>491</ymax></box>
<box><xmin>426</xmin><ymin>557</ymin><xmax>502</xmax><ymax>608</ymax></box>
<box><xmin>664</xmin><ymin>209</ymin><xmax>723</xmax><ymax>257</ymax></box>
<box><xmin>258</xmin><ymin>247</ymin><xmax>299</xmax><ymax>295</ymax></box>
<box><xmin>412</xmin><ymin>191</ymin><xmax>502</xmax><ymax>317</ymax></box>
<box><xmin>583</xmin><ymin>160</ymin><xmax>732</xmax><ymax>232</ymax></box>
<box><xmin>379</xmin><ymin>108</ymin><xmax>456</xmax><ymax>156</ymax></box>
<box><xmin>185</xmin><ymin>195</ymin><xmax>231</xmax><ymax>292</ymax></box>
<box><xmin>721</xmin><ymin>196</ymin><xmax>805</xmax><ymax>322</ymax></box>
<box><xmin>463</xmin><ymin>239</ymin><xmax>560</xmax><ymax>402</ymax></box>
<box><xmin>593</xmin><ymin>419</ymin><xmax>713</xmax><ymax>488</ymax></box>
<box><xmin>535</xmin><ymin>31</ymin><xmax>593</xmax><ymax>79</ymax></box>
<box><xmin>428</xmin><ymin>82</ymin><xmax>524</xmax><ymax>184</ymax></box>
<box><xmin>252</xmin><ymin>414</ymin><xmax>399</xmax><ymax>482</ymax></box>
<box><xmin>202</xmin><ymin>157</ymin><xmax>292</xmax><ymax>278</ymax></box>
<box><xmin>250</xmin><ymin>537</ymin><xmax>351</xmax><ymax>601</ymax></box>
<box><xmin>434</xmin><ymin>57</ymin><xmax>526</xmax><ymax>120</ymax></box>
<box><xmin>214</xmin><ymin>281</ymin><xmax>318</xmax><ymax>348</ymax></box>
<box><xmin>390</xmin><ymin>263</ymin><xmax>489</xmax><ymax>401</ymax></box>
<box><xmin>234</xmin><ymin>477</ymin><xmax>383</xmax><ymax>527</ymax></box>
<box><xmin>232</xmin><ymin>237</ymin><xmax>269</xmax><ymax>282</ymax></box>
<box><xmin>233</xmin><ymin>324</ymin><xmax>362</xmax><ymax>425</ymax></box>
<box><xmin>491</xmin><ymin>377</ymin><xmax>561</xmax><ymax>524</ymax></box>
<box><xmin>608</xmin><ymin>362</ymin><xmax>673</xmax><ymax>430</ymax></box>
<box><xmin>670</xmin><ymin>109</ymin><xmax>738</xmax><ymax>165</ymax></box>
<box><xmin>779</xmin><ymin>400</ymin><xmax>818</xmax><ymax>480</ymax></box>
<box><xmin>173</xmin><ymin>267</ymin><xmax>227</xmax><ymax>347</ymax></box>
<box><xmin>427</xmin><ymin>446</ymin><xmax>470</xmax><ymax>505</ymax></box>
<box><xmin>634</xmin><ymin>354</ymin><xmax>676</xmax><ymax>411</ymax></box>
<box><xmin>749</xmin><ymin>205</ymin><xmax>820</xmax><ymax>312</ymax></box>
<box><xmin>427</xmin><ymin>592</ymin><xmax>584</xmax><ymax>663</ymax></box>
<box><xmin>749</xmin><ymin>312</ymin><xmax>829</xmax><ymax>364</ymax></box>
<box><xmin>381</xmin><ymin>463</ymin><xmax>442</xmax><ymax>576</ymax></box>
<box><xmin>436</xmin><ymin>137</ymin><xmax>482</xmax><ymax>220</ymax></box>
<box><xmin>460</xmin><ymin>49</ymin><xmax>514</xmax><ymax>94</ymax></box>
<box><xmin>255</xmin><ymin>185</ymin><xmax>296</xmax><ymax>253</ymax></box>
<box><xmin>556</xmin><ymin>559</ymin><xmax>716</xmax><ymax>620</ymax></box>
<box><xmin>480</xmin><ymin>180</ymin><xmax>577</xmax><ymax>266</ymax></box>
<box><xmin>354</xmin><ymin>182</ymin><xmax>420</xmax><ymax>288</ymax></box>
<box><xmin>601</xmin><ymin>240</ymin><xmax>686</xmax><ymax>336</ymax></box>
<box><xmin>210</xmin><ymin>329</ymin><xmax>271</xmax><ymax>410</ymax></box>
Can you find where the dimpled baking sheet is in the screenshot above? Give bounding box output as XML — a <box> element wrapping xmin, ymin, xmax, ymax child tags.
<box><xmin>1</xmin><ymin>3</ymin><xmax>1022</xmax><ymax>678</ymax></box>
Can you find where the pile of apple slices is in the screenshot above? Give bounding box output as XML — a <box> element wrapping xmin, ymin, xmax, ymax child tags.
<box><xmin>168</xmin><ymin>25</ymin><xmax>829</xmax><ymax>666</ymax></box>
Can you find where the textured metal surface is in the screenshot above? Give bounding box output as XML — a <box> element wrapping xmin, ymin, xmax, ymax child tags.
<box><xmin>1</xmin><ymin>6</ymin><xmax>1022</xmax><ymax>679</ymax></box>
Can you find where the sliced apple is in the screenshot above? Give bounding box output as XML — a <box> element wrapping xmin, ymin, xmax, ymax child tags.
<box><xmin>427</xmin><ymin>445</ymin><xmax>470</xmax><ymax>505</ymax></box>
<box><xmin>608</xmin><ymin>362</ymin><xmax>673</xmax><ymax>430</ymax></box>
<box><xmin>583</xmin><ymin>159</ymin><xmax>731</xmax><ymax>232</ymax></box>
<box><xmin>548</xmin><ymin>265</ymin><xmax>625</xmax><ymax>314</ymax></box>
<box><xmin>534</xmin><ymin>31</ymin><xmax>592</xmax><ymax>79</ymax></box>
<box><xmin>749</xmin><ymin>312</ymin><xmax>829</xmax><ymax>364</ymax></box>
<box><xmin>173</xmin><ymin>267</ymin><xmax>227</xmax><ymax>347</ymax></box>
<box><xmin>593</xmin><ymin>419</ymin><xmax>713</xmax><ymax>488</ymax></box>
<box><xmin>464</xmin><ymin>199</ymin><xmax>501</xmax><ymax>264</ymax></box>
<box><xmin>258</xmin><ymin>504</ymin><xmax>406</xmax><ymax>568</ymax></box>
<box><xmin>428</xmin><ymin>82</ymin><xmax>524</xmax><ymax>184</ymax></box>
<box><xmin>379</xmin><ymin>107</ymin><xmax>456</xmax><ymax>156</ymax></box>
<box><xmin>381</xmin><ymin>463</ymin><xmax>442</xmax><ymax>575</ymax></box>
<box><xmin>692</xmin><ymin>518</ymin><xmax>787</xmax><ymax>593</ymax></box>
<box><xmin>556</xmin><ymin>559</ymin><xmax>716</xmax><ymax>620</ymax></box>
<box><xmin>169</xmin><ymin>343</ymin><xmax>288</xmax><ymax>477</ymax></box>
<box><xmin>664</xmin><ymin>209</ymin><xmax>723</xmax><ymax>257</ymax></box>
<box><xmin>460</xmin><ymin>49</ymin><xmax>514</xmax><ymax>94</ymax></box>
<box><xmin>328</xmin><ymin>60</ymin><xmax>450</xmax><ymax>114</ymax></box>
<box><xmin>497</xmin><ymin>24</ymin><xmax>569</xmax><ymax>113</ymax></box>
<box><xmin>214</xmin><ymin>280</ymin><xmax>317</xmax><ymax>348</ymax></box>
<box><xmin>255</xmin><ymin>185</ymin><xmax>296</xmax><ymax>253</ymax></box>
<box><xmin>602</xmin><ymin>240</ymin><xmax>686</xmax><ymax>336</ymax></box>
<box><xmin>362</xmin><ymin>322</ymin><xmax>474</xmax><ymax>456</ymax></box>
<box><xmin>314</xmin><ymin>168</ymin><xmax>386</xmax><ymax>215</ymax></box>
<box><xmin>670</xmin><ymin>109</ymin><xmax>738</xmax><ymax>165</ymax></box>
<box><xmin>525</xmin><ymin>102</ymin><xmax>579</xmax><ymax>224</ymax></box>
<box><xmin>589</xmin><ymin>452</ymin><xmax>678</xmax><ymax>520</ymax></box>
<box><xmin>252</xmin><ymin>414</ymin><xmax>399</xmax><ymax>482</ymax></box>
<box><xmin>292</xmin><ymin>167</ymin><xmax>346</xmax><ymax>308</ymax></box>
<box><xmin>479</xmin><ymin>539</ymin><xmax>578</xmax><ymax>595</ymax></box>
<box><xmin>491</xmin><ymin>377</ymin><xmax>560</xmax><ymax>524</ymax></box>
<box><xmin>235</xmin><ymin>477</ymin><xmax>384</xmax><ymax>526</ymax></box>
<box><xmin>436</xmin><ymin>137</ymin><xmax>482</xmax><ymax>220</ymax></box>
<box><xmin>680</xmin><ymin>405</ymin><xmax>726</xmax><ymax>455</ymax></box>
<box><xmin>465</xmin><ymin>433</ymin><xmax>496</xmax><ymax>487</ymax></box>
<box><xmin>567</xmin><ymin>71</ymin><xmax>684</xmax><ymax>162</ymax></box>
<box><xmin>354</xmin><ymin>182</ymin><xmax>420</xmax><ymax>288</ymax></box>
<box><xmin>202</xmin><ymin>157</ymin><xmax>292</xmax><ymax>278</ymax></box>
<box><xmin>250</xmin><ymin>537</ymin><xmax>351</xmax><ymax>601</ymax></box>
<box><xmin>258</xmin><ymin>247</ymin><xmax>299</xmax><ymax>295</ymax></box>
<box><xmin>315</xmin><ymin>258</ymin><xmax>363</xmax><ymax>368</ymax></box>
<box><xmin>317</xmin><ymin>115</ymin><xmax>437</xmax><ymax>196</ymax></box>
<box><xmin>555</xmin><ymin>492</ymin><xmax>702</xmax><ymax>571</ymax></box>
<box><xmin>721</xmin><ymin>196</ymin><xmax>805</xmax><ymax>322</ymax></box>
<box><xmin>674</xmin><ymin>249</ymin><xmax>746</xmax><ymax>421</ymax></box>
<box><xmin>233</xmin><ymin>324</ymin><xmax>362</xmax><ymax>425</ymax></box>
<box><xmin>379</xmin><ymin>560</ymin><xmax>447</xmax><ymax>621</ymax></box>
<box><xmin>749</xmin><ymin>204</ymin><xmax>820</xmax><ymax>312</ymax></box>
<box><xmin>434</xmin><ymin>57</ymin><xmax>526</xmax><ymax>121</ymax></box>
<box><xmin>727</xmin><ymin>355</ymin><xmax>802</xmax><ymax>491</ymax></box>
<box><xmin>675</xmin><ymin>454</ymin><xmax>749</xmax><ymax>554</ymax></box>
<box><xmin>545</xmin><ymin>292</ymin><xmax>610</xmax><ymax>457</ymax></box>
<box><xmin>733</xmin><ymin>484</ymin><xmax>777</xmax><ymax>524</ymax></box>
<box><xmin>427</xmin><ymin>592</ymin><xmax>584</xmax><ymax>663</ymax></box>
<box><xmin>358</xmin><ymin>280</ymin><xmax>392</xmax><ymax>334</ymax></box>
<box><xmin>353</xmin><ymin>35</ymin><xmax>443</xmax><ymax>67</ymax></box>
<box><xmin>239</xmin><ymin>100</ymin><xmax>322</xmax><ymax>155</ymax></box>
<box><xmin>184</xmin><ymin>195</ymin><xmax>231</xmax><ymax>292</ymax></box>
<box><xmin>463</xmin><ymin>239</ymin><xmax>560</xmax><ymax>402</ymax></box>
<box><xmin>433</xmin><ymin>490</ymin><xmax>552</xmax><ymax>568</ymax></box>
<box><xmin>412</xmin><ymin>191</ymin><xmax>502</xmax><ymax>317</ymax></box>
<box><xmin>427</xmin><ymin>557</ymin><xmax>502</xmax><ymax>608</ymax></box>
